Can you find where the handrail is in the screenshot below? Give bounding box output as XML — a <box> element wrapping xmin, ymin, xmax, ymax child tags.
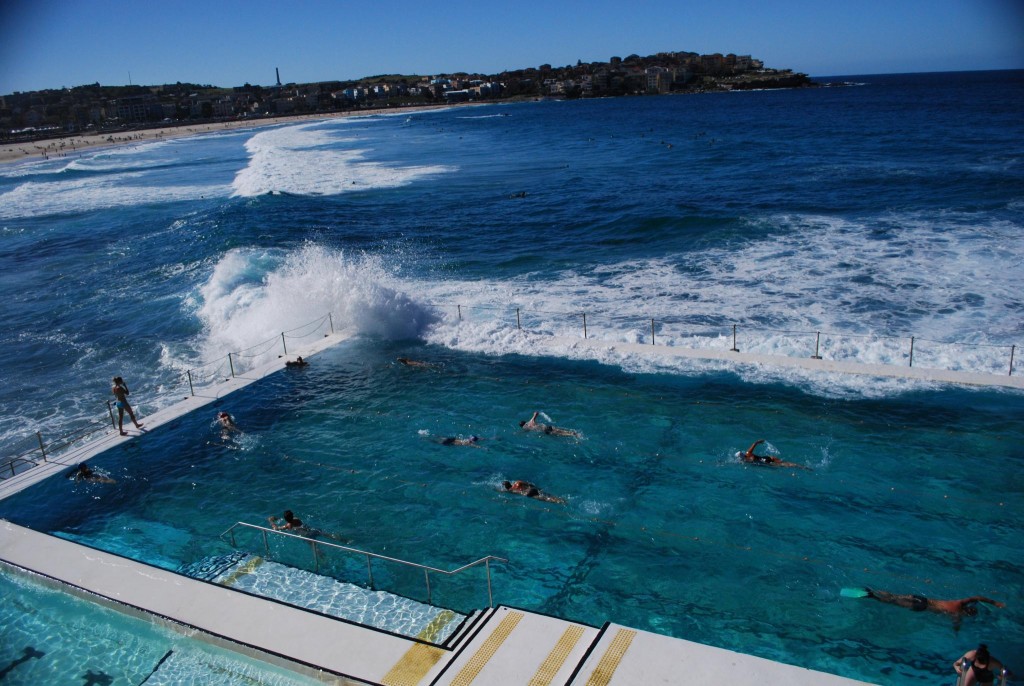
<box><xmin>220</xmin><ymin>521</ymin><xmax>508</xmax><ymax>608</ymax></box>
<box><xmin>0</xmin><ymin>456</ymin><xmax>44</xmax><ymax>480</ymax></box>
<box><xmin>0</xmin><ymin>312</ymin><xmax>337</xmax><ymax>467</ymax></box>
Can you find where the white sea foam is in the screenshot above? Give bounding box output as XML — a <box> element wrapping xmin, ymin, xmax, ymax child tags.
<box><xmin>178</xmin><ymin>205</ymin><xmax>1022</xmax><ymax>398</ymax></box>
<box><xmin>187</xmin><ymin>244</ymin><xmax>434</xmax><ymax>373</ymax></box>
<box><xmin>230</xmin><ymin>123</ymin><xmax>454</xmax><ymax>197</ymax></box>
<box><xmin>0</xmin><ymin>172</ymin><xmax>230</xmax><ymax>219</ymax></box>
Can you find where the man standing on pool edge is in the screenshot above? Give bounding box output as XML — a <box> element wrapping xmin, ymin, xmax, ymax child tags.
<box><xmin>111</xmin><ymin>376</ymin><xmax>143</xmax><ymax>436</ymax></box>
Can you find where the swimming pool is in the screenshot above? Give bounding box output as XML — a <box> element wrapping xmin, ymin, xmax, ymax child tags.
<box><xmin>0</xmin><ymin>337</ymin><xmax>1021</xmax><ymax>684</ymax></box>
<box><xmin>0</xmin><ymin>561</ymin><xmax>325</xmax><ymax>686</ymax></box>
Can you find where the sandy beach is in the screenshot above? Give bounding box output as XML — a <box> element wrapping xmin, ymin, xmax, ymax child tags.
<box><xmin>0</xmin><ymin>105</ymin><xmax>455</xmax><ymax>165</ymax></box>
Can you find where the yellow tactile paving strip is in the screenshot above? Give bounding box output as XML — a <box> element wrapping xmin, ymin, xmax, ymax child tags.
<box><xmin>528</xmin><ymin>624</ymin><xmax>586</xmax><ymax>686</ymax></box>
<box><xmin>218</xmin><ymin>555</ymin><xmax>264</xmax><ymax>587</ymax></box>
<box><xmin>449</xmin><ymin>610</ymin><xmax>524</xmax><ymax>686</ymax></box>
<box><xmin>584</xmin><ymin>628</ymin><xmax>636</xmax><ymax>686</ymax></box>
<box><xmin>381</xmin><ymin>642</ymin><xmax>447</xmax><ymax>686</ymax></box>
<box><xmin>418</xmin><ymin>609</ymin><xmax>457</xmax><ymax>644</ymax></box>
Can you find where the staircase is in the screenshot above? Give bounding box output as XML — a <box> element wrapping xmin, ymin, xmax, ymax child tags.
<box><xmin>182</xmin><ymin>552</ymin><xmax>467</xmax><ymax>645</ymax></box>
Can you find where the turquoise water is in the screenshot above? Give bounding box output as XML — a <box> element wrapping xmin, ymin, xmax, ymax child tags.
<box><xmin>0</xmin><ymin>563</ymin><xmax>322</xmax><ymax>686</ymax></box>
<box><xmin>2</xmin><ymin>338</ymin><xmax>1022</xmax><ymax>683</ymax></box>
<box><xmin>1</xmin><ymin>70</ymin><xmax>1023</xmax><ymax>684</ymax></box>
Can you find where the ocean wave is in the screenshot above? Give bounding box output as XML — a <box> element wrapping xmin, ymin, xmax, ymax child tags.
<box><xmin>230</xmin><ymin>123</ymin><xmax>454</xmax><ymax>197</ymax></box>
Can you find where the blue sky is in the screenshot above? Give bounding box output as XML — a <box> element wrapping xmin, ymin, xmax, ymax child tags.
<box><xmin>1</xmin><ymin>0</ymin><xmax>1022</xmax><ymax>93</ymax></box>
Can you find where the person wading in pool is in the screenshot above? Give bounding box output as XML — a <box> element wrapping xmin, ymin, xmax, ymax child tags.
<box><xmin>954</xmin><ymin>644</ymin><xmax>1008</xmax><ymax>686</ymax></box>
<box><xmin>740</xmin><ymin>439</ymin><xmax>808</xmax><ymax>470</ymax></box>
<box><xmin>111</xmin><ymin>376</ymin><xmax>143</xmax><ymax>435</ymax></box>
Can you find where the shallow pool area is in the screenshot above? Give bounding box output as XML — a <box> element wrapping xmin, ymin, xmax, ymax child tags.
<box><xmin>0</xmin><ymin>337</ymin><xmax>1021</xmax><ymax>684</ymax></box>
<box><xmin>0</xmin><ymin>561</ymin><xmax>325</xmax><ymax>686</ymax></box>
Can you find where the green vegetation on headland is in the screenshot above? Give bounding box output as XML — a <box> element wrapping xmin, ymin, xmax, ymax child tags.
<box><xmin>1</xmin><ymin>50</ymin><xmax>813</xmax><ymax>142</ymax></box>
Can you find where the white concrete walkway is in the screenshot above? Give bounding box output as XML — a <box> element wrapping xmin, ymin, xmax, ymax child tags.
<box><xmin>0</xmin><ymin>523</ymin><xmax>873</xmax><ymax>685</ymax></box>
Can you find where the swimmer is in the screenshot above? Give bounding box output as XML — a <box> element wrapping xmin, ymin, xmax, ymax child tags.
<box><xmin>438</xmin><ymin>435</ymin><xmax>481</xmax><ymax>447</ymax></box>
<box><xmin>740</xmin><ymin>439</ymin><xmax>809</xmax><ymax>470</ymax></box>
<box><xmin>217</xmin><ymin>411</ymin><xmax>239</xmax><ymax>435</ymax></box>
<box><xmin>268</xmin><ymin>510</ymin><xmax>305</xmax><ymax>531</ymax></box>
<box><xmin>501</xmin><ymin>480</ymin><xmax>565</xmax><ymax>504</ymax></box>
<box><xmin>67</xmin><ymin>462</ymin><xmax>116</xmax><ymax>484</ymax></box>
<box><xmin>519</xmin><ymin>412</ymin><xmax>580</xmax><ymax>438</ymax></box>
<box><xmin>397</xmin><ymin>357</ymin><xmax>435</xmax><ymax>369</ymax></box>
<box><xmin>954</xmin><ymin>644</ymin><xmax>1007</xmax><ymax>686</ymax></box>
<box><xmin>284</xmin><ymin>356</ymin><xmax>308</xmax><ymax>368</ymax></box>
<box><xmin>845</xmin><ymin>587</ymin><xmax>1004</xmax><ymax>625</ymax></box>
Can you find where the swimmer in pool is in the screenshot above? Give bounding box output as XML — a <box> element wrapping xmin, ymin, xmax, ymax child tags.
<box><xmin>268</xmin><ymin>510</ymin><xmax>305</xmax><ymax>531</ymax></box>
<box><xmin>67</xmin><ymin>462</ymin><xmax>116</xmax><ymax>484</ymax></box>
<box><xmin>217</xmin><ymin>411</ymin><xmax>239</xmax><ymax>435</ymax></box>
<box><xmin>740</xmin><ymin>439</ymin><xmax>809</xmax><ymax>470</ymax></box>
<box><xmin>519</xmin><ymin>412</ymin><xmax>580</xmax><ymax>438</ymax></box>
<box><xmin>284</xmin><ymin>356</ymin><xmax>308</xmax><ymax>368</ymax></box>
<box><xmin>397</xmin><ymin>357</ymin><xmax>435</xmax><ymax>369</ymax></box>
<box><xmin>437</xmin><ymin>435</ymin><xmax>481</xmax><ymax>447</ymax></box>
<box><xmin>501</xmin><ymin>480</ymin><xmax>565</xmax><ymax>504</ymax></box>
<box><xmin>847</xmin><ymin>588</ymin><xmax>1004</xmax><ymax>627</ymax></box>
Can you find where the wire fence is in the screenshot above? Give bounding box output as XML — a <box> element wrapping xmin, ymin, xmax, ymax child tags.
<box><xmin>1</xmin><ymin>312</ymin><xmax>337</xmax><ymax>480</ymax></box>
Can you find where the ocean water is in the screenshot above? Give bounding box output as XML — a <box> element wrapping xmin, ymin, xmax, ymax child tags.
<box><xmin>0</xmin><ymin>70</ymin><xmax>1022</xmax><ymax>685</ymax></box>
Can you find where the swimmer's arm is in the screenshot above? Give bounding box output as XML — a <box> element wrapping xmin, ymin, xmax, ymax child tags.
<box><xmin>267</xmin><ymin>516</ymin><xmax>280</xmax><ymax>530</ymax></box>
<box><xmin>744</xmin><ymin>440</ymin><xmax>764</xmax><ymax>457</ymax></box>
<box><xmin>967</xmin><ymin>596</ymin><xmax>1005</xmax><ymax>608</ymax></box>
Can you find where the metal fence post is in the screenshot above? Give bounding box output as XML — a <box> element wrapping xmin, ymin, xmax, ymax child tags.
<box><xmin>651</xmin><ymin>318</ymin><xmax>655</xmax><ymax>345</ymax></box>
<box><xmin>328</xmin><ymin>312</ymin><xmax>335</xmax><ymax>334</ymax></box>
<box><xmin>366</xmin><ymin>554</ymin><xmax>375</xmax><ymax>588</ymax></box>
<box><xmin>457</xmin><ymin>304</ymin><xmax>462</xmax><ymax>321</ymax></box>
<box><xmin>36</xmin><ymin>432</ymin><xmax>46</xmax><ymax>462</ymax></box>
<box><xmin>730</xmin><ymin>324</ymin><xmax>739</xmax><ymax>352</ymax></box>
<box><xmin>909</xmin><ymin>336</ymin><xmax>915</xmax><ymax>367</ymax></box>
<box><xmin>486</xmin><ymin>558</ymin><xmax>494</xmax><ymax>608</ymax></box>
<box><xmin>228</xmin><ymin>353</ymin><xmax>236</xmax><ymax>378</ymax></box>
<box><xmin>424</xmin><ymin>569</ymin><xmax>432</xmax><ymax>604</ymax></box>
<box><xmin>1010</xmin><ymin>344</ymin><xmax>1016</xmax><ymax>377</ymax></box>
<box><xmin>811</xmin><ymin>332</ymin><xmax>822</xmax><ymax>360</ymax></box>
<box><xmin>281</xmin><ymin>332</ymin><xmax>287</xmax><ymax>355</ymax></box>
<box><xmin>582</xmin><ymin>312</ymin><xmax>588</xmax><ymax>339</ymax></box>
<box><xmin>516</xmin><ymin>308</ymin><xmax>521</xmax><ymax>330</ymax></box>
<box><xmin>107</xmin><ymin>400</ymin><xmax>117</xmax><ymax>428</ymax></box>
<box><xmin>186</xmin><ymin>370</ymin><xmax>195</xmax><ymax>397</ymax></box>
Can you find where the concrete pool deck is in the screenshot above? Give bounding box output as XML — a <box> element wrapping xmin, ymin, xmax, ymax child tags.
<box><xmin>7</xmin><ymin>328</ymin><xmax>1017</xmax><ymax>684</ymax></box>
<box><xmin>0</xmin><ymin>524</ymin><xmax>871</xmax><ymax>685</ymax></box>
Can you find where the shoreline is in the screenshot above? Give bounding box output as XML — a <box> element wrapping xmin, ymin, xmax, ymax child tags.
<box><xmin>0</xmin><ymin>104</ymin><xmax>459</xmax><ymax>165</ymax></box>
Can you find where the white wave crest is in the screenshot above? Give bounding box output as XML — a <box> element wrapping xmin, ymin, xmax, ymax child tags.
<box><xmin>190</xmin><ymin>244</ymin><xmax>434</xmax><ymax>370</ymax></box>
<box><xmin>230</xmin><ymin>122</ymin><xmax>454</xmax><ymax>197</ymax></box>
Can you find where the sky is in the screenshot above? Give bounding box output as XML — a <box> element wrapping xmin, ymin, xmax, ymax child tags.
<box><xmin>1</xmin><ymin>0</ymin><xmax>1022</xmax><ymax>94</ymax></box>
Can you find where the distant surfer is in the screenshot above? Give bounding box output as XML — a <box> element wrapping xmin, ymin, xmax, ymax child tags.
<box><xmin>519</xmin><ymin>412</ymin><xmax>579</xmax><ymax>438</ymax></box>
<box><xmin>739</xmin><ymin>439</ymin><xmax>809</xmax><ymax>470</ymax></box>
<box><xmin>111</xmin><ymin>376</ymin><xmax>143</xmax><ymax>435</ymax></box>
<box><xmin>501</xmin><ymin>480</ymin><xmax>565</xmax><ymax>504</ymax></box>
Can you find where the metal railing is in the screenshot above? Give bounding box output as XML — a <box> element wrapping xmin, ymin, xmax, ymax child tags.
<box><xmin>1</xmin><ymin>313</ymin><xmax>339</xmax><ymax>470</ymax></box>
<box><xmin>220</xmin><ymin>521</ymin><xmax>507</xmax><ymax>609</ymax></box>
<box><xmin>446</xmin><ymin>303</ymin><xmax>1019</xmax><ymax>377</ymax></box>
